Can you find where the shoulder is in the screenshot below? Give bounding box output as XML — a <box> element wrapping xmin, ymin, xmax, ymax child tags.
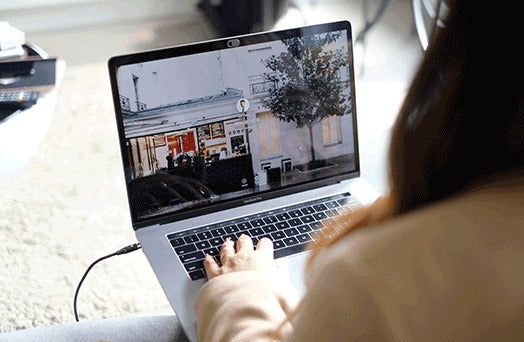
<box><xmin>303</xmin><ymin>178</ymin><xmax>524</xmax><ymax>339</ymax></box>
<box><xmin>308</xmin><ymin>175</ymin><xmax>524</xmax><ymax>289</ymax></box>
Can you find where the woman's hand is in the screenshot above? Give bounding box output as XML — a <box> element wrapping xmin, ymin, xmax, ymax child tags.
<box><xmin>204</xmin><ymin>234</ymin><xmax>276</xmax><ymax>280</ymax></box>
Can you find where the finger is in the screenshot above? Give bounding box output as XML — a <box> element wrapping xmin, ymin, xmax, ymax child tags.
<box><xmin>203</xmin><ymin>254</ymin><xmax>220</xmax><ymax>279</ymax></box>
<box><xmin>275</xmin><ymin>257</ymin><xmax>290</xmax><ymax>274</ymax></box>
<box><xmin>255</xmin><ymin>237</ymin><xmax>274</xmax><ymax>258</ymax></box>
<box><xmin>235</xmin><ymin>234</ymin><xmax>254</xmax><ymax>253</ymax></box>
<box><xmin>220</xmin><ymin>237</ymin><xmax>235</xmax><ymax>262</ymax></box>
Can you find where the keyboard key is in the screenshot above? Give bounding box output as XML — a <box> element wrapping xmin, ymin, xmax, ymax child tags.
<box><xmin>284</xmin><ymin>237</ymin><xmax>299</xmax><ymax>246</ymax></box>
<box><xmin>296</xmin><ymin>233</ymin><xmax>311</xmax><ymax>243</ymax></box>
<box><xmin>174</xmin><ymin>244</ymin><xmax>197</xmax><ymax>255</ymax></box>
<box><xmin>300</xmin><ymin>215</ymin><xmax>315</xmax><ymax>223</ymax></box>
<box><xmin>184</xmin><ymin>235</ymin><xmax>199</xmax><ymax>244</ymax></box>
<box><xmin>313</xmin><ymin>204</ymin><xmax>328</xmax><ymax>212</ymax></box>
<box><xmin>167</xmin><ymin>233</ymin><xmax>180</xmax><ymax>240</ymax></box>
<box><xmin>275</xmin><ymin>221</ymin><xmax>290</xmax><ymax>229</ymax></box>
<box><xmin>276</xmin><ymin>213</ymin><xmax>291</xmax><ymax>221</ymax></box>
<box><xmin>283</xmin><ymin>227</ymin><xmax>299</xmax><ymax>237</ymax></box>
<box><xmin>288</xmin><ymin>209</ymin><xmax>303</xmax><ymax>218</ymax></box>
<box><xmin>179</xmin><ymin>251</ymin><xmax>204</xmax><ymax>263</ymax></box>
<box><xmin>313</xmin><ymin>212</ymin><xmax>327</xmax><ymax>220</ymax></box>
<box><xmin>325</xmin><ymin>200</ymin><xmax>340</xmax><ymax>209</ymax></box>
<box><xmin>271</xmin><ymin>231</ymin><xmax>285</xmax><ymax>240</ymax></box>
<box><xmin>310</xmin><ymin>222</ymin><xmax>324</xmax><ymax>230</ymax></box>
<box><xmin>314</xmin><ymin>229</ymin><xmax>326</xmax><ymax>238</ymax></box>
<box><xmin>203</xmin><ymin>247</ymin><xmax>219</xmax><ymax>256</ymax></box>
<box><xmin>189</xmin><ymin>270</ymin><xmax>205</xmax><ymax>280</ymax></box>
<box><xmin>224</xmin><ymin>225</ymin><xmax>240</xmax><ymax>233</ymax></box>
<box><xmin>258</xmin><ymin>234</ymin><xmax>272</xmax><ymax>241</ymax></box>
<box><xmin>337</xmin><ymin>198</ymin><xmax>351</xmax><ymax>206</ymax></box>
<box><xmin>223</xmin><ymin>234</ymin><xmax>237</xmax><ymax>242</ymax></box>
<box><xmin>288</xmin><ymin>218</ymin><xmax>302</xmax><ymax>226</ymax></box>
<box><xmin>301</xmin><ymin>207</ymin><xmax>315</xmax><ymax>215</ymax></box>
<box><xmin>297</xmin><ymin>225</ymin><xmax>312</xmax><ymax>233</ymax></box>
<box><xmin>321</xmin><ymin>218</ymin><xmax>332</xmax><ymax>227</ymax></box>
<box><xmin>195</xmin><ymin>240</ymin><xmax>211</xmax><ymax>250</ymax></box>
<box><xmin>169</xmin><ymin>238</ymin><xmax>185</xmax><ymax>247</ymax></box>
<box><xmin>250</xmin><ymin>219</ymin><xmax>265</xmax><ymax>227</ymax></box>
<box><xmin>209</xmin><ymin>237</ymin><xmax>224</xmax><ymax>246</ymax></box>
<box><xmin>211</xmin><ymin>228</ymin><xmax>226</xmax><ymax>237</ymax></box>
<box><xmin>249</xmin><ymin>227</ymin><xmax>264</xmax><ymax>236</ymax></box>
<box><xmin>184</xmin><ymin>259</ymin><xmax>204</xmax><ymax>272</ymax></box>
<box><xmin>326</xmin><ymin>209</ymin><xmax>340</xmax><ymax>217</ymax></box>
<box><xmin>337</xmin><ymin>205</ymin><xmax>349</xmax><ymax>214</ymax></box>
<box><xmin>263</xmin><ymin>216</ymin><xmax>278</xmax><ymax>224</ymax></box>
<box><xmin>342</xmin><ymin>204</ymin><xmax>358</xmax><ymax>212</ymax></box>
<box><xmin>273</xmin><ymin>240</ymin><xmax>285</xmax><ymax>249</ymax></box>
<box><xmin>274</xmin><ymin>243</ymin><xmax>307</xmax><ymax>259</ymax></box>
<box><xmin>237</xmin><ymin>222</ymin><xmax>252</xmax><ymax>230</ymax></box>
<box><xmin>239</xmin><ymin>230</ymin><xmax>252</xmax><ymax>236</ymax></box>
<box><xmin>262</xmin><ymin>224</ymin><xmax>277</xmax><ymax>233</ymax></box>
<box><xmin>197</xmin><ymin>231</ymin><xmax>212</xmax><ymax>240</ymax></box>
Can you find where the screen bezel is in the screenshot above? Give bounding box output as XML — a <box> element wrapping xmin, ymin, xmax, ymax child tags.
<box><xmin>108</xmin><ymin>20</ymin><xmax>360</xmax><ymax>230</ymax></box>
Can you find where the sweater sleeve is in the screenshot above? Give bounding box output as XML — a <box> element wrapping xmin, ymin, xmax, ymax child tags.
<box><xmin>194</xmin><ymin>270</ymin><xmax>299</xmax><ymax>342</ymax></box>
<box><xmin>286</xmin><ymin>257</ymin><xmax>390</xmax><ymax>342</ymax></box>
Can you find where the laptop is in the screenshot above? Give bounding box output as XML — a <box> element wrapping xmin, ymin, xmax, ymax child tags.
<box><xmin>108</xmin><ymin>20</ymin><xmax>378</xmax><ymax>341</ymax></box>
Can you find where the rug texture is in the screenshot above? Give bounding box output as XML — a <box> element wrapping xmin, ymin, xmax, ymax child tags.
<box><xmin>0</xmin><ymin>63</ymin><xmax>172</xmax><ymax>333</ymax></box>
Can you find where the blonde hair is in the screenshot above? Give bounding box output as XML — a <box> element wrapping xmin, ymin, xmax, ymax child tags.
<box><xmin>305</xmin><ymin>195</ymin><xmax>394</xmax><ymax>271</ymax></box>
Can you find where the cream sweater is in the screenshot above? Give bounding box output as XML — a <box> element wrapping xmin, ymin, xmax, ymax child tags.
<box><xmin>195</xmin><ymin>178</ymin><xmax>524</xmax><ymax>341</ymax></box>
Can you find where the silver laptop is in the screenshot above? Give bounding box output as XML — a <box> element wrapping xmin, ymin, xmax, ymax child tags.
<box><xmin>108</xmin><ymin>20</ymin><xmax>378</xmax><ymax>341</ymax></box>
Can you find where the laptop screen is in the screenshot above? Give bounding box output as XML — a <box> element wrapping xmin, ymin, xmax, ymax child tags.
<box><xmin>109</xmin><ymin>21</ymin><xmax>359</xmax><ymax>227</ymax></box>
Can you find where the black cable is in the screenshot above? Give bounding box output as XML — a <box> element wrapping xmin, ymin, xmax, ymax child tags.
<box><xmin>73</xmin><ymin>243</ymin><xmax>142</xmax><ymax>322</ymax></box>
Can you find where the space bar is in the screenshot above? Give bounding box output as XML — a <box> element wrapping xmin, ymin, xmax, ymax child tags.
<box><xmin>274</xmin><ymin>243</ymin><xmax>308</xmax><ymax>259</ymax></box>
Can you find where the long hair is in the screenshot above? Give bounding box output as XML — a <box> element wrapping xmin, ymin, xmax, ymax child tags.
<box><xmin>307</xmin><ymin>0</ymin><xmax>524</xmax><ymax>263</ymax></box>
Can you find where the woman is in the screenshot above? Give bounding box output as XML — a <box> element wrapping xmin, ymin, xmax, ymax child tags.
<box><xmin>195</xmin><ymin>1</ymin><xmax>524</xmax><ymax>340</ymax></box>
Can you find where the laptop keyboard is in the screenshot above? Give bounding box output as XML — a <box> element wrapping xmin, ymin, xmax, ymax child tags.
<box><xmin>166</xmin><ymin>193</ymin><xmax>360</xmax><ymax>280</ymax></box>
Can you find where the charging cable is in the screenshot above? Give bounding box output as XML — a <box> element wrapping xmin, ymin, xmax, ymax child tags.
<box><xmin>73</xmin><ymin>243</ymin><xmax>142</xmax><ymax>322</ymax></box>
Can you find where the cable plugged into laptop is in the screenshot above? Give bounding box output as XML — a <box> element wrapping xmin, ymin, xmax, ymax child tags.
<box><xmin>73</xmin><ymin>242</ymin><xmax>142</xmax><ymax>322</ymax></box>
<box><xmin>115</xmin><ymin>242</ymin><xmax>142</xmax><ymax>255</ymax></box>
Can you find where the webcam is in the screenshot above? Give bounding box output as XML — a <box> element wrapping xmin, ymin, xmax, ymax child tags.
<box><xmin>226</xmin><ymin>39</ymin><xmax>240</xmax><ymax>48</ymax></box>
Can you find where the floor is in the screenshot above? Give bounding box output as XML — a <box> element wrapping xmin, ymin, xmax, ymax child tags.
<box><xmin>0</xmin><ymin>0</ymin><xmax>423</xmax><ymax>334</ymax></box>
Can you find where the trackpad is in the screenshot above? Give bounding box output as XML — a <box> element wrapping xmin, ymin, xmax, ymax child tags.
<box><xmin>281</xmin><ymin>252</ymin><xmax>309</xmax><ymax>297</ymax></box>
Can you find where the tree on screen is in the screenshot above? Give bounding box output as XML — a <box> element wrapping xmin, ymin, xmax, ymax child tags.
<box><xmin>261</xmin><ymin>32</ymin><xmax>350</xmax><ymax>168</ymax></box>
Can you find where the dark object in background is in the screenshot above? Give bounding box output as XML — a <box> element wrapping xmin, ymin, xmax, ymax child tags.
<box><xmin>267</xmin><ymin>167</ymin><xmax>281</xmax><ymax>186</ymax></box>
<box><xmin>198</xmin><ymin>0</ymin><xmax>291</xmax><ymax>37</ymax></box>
<box><xmin>0</xmin><ymin>43</ymin><xmax>56</xmax><ymax>90</ymax></box>
<box><xmin>0</xmin><ymin>43</ymin><xmax>53</xmax><ymax>121</ymax></box>
<box><xmin>0</xmin><ymin>90</ymin><xmax>39</xmax><ymax>112</ymax></box>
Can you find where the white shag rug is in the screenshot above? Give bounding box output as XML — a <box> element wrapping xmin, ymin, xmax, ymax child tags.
<box><xmin>0</xmin><ymin>63</ymin><xmax>172</xmax><ymax>334</ymax></box>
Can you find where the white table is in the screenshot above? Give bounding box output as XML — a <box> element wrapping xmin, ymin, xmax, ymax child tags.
<box><xmin>0</xmin><ymin>60</ymin><xmax>65</xmax><ymax>178</ymax></box>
